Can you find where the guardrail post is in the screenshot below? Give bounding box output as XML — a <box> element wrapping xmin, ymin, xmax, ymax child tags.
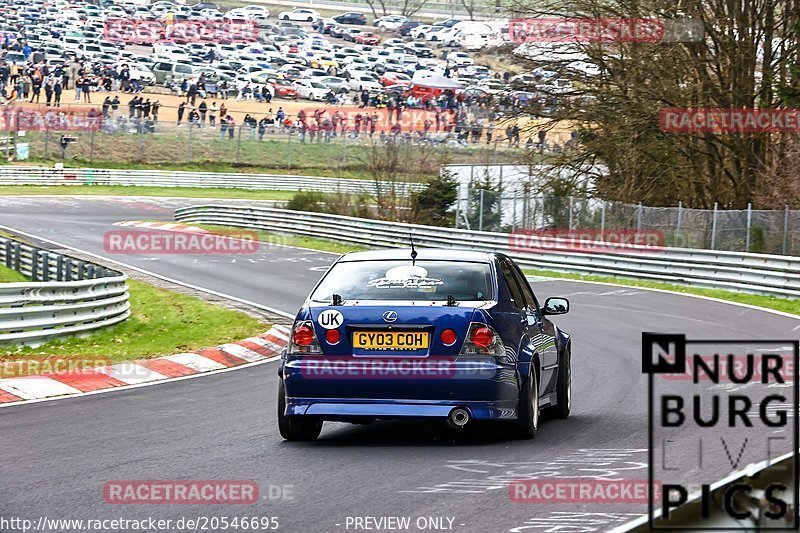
<box><xmin>87</xmin><ymin>264</ymin><xmax>95</xmax><ymax>278</ymax></box>
<box><xmin>783</xmin><ymin>204</ymin><xmax>790</xmax><ymax>255</ymax></box>
<box><xmin>56</xmin><ymin>255</ymin><xmax>63</xmax><ymax>281</ymax></box>
<box><xmin>12</xmin><ymin>241</ymin><xmax>21</xmax><ymax>272</ymax></box>
<box><xmin>3</xmin><ymin>239</ymin><xmax>10</xmax><ymax>268</ymax></box>
<box><xmin>711</xmin><ymin>202</ymin><xmax>719</xmax><ymax>250</ymax></box>
<box><xmin>30</xmin><ymin>249</ymin><xmax>39</xmax><ymax>281</ymax></box>
<box><xmin>76</xmin><ymin>260</ymin><xmax>84</xmax><ymax>281</ymax></box>
<box><xmin>65</xmin><ymin>258</ymin><xmax>73</xmax><ymax>281</ymax></box>
<box><xmin>41</xmin><ymin>251</ymin><xmax>50</xmax><ymax>282</ymax></box>
<box><xmin>745</xmin><ymin>202</ymin><xmax>752</xmax><ymax>251</ymax></box>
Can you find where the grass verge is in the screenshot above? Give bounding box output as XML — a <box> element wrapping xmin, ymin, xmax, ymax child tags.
<box><xmin>0</xmin><ymin>264</ymin><xmax>28</xmax><ymax>282</ymax></box>
<box><xmin>1</xmin><ymin>277</ymin><xmax>269</xmax><ymax>362</ymax></box>
<box><xmin>196</xmin><ymin>224</ymin><xmax>800</xmax><ymax>317</ymax></box>
<box><xmin>200</xmin><ymin>223</ymin><xmax>369</xmax><ymax>255</ymax></box>
<box><xmin>0</xmin><ymin>184</ymin><xmax>296</xmax><ymax>200</ymax></box>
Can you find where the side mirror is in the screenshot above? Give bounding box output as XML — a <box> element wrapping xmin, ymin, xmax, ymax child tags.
<box><xmin>542</xmin><ymin>297</ymin><xmax>569</xmax><ymax>316</ymax></box>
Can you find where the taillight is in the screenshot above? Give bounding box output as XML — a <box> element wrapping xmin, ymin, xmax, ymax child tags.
<box><xmin>459</xmin><ymin>322</ymin><xmax>505</xmax><ymax>357</ymax></box>
<box><xmin>470</xmin><ymin>326</ymin><xmax>493</xmax><ymax>348</ymax></box>
<box><xmin>325</xmin><ymin>328</ymin><xmax>341</xmax><ymax>344</ymax></box>
<box><xmin>288</xmin><ymin>320</ymin><xmax>322</xmax><ymax>354</ymax></box>
<box><xmin>440</xmin><ymin>328</ymin><xmax>457</xmax><ymax>346</ymax></box>
<box><xmin>293</xmin><ymin>323</ymin><xmax>314</xmax><ymax>346</ymax></box>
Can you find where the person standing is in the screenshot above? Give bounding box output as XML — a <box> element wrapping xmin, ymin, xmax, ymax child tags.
<box><xmin>177</xmin><ymin>101</ymin><xmax>187</xmax><ymax>126</ymax></box>
<box><xmin>101</xmin><ymin>95</ymin><xmax>111</xmax><ymax>118</ymax></box>
<box><xmin>208</xmin><ymin>101</ymin><xmax>217</xmax><ymax>128</ymax></box>
<box><xmin>53</xmin><ymin>79</ymin><xmax>62</xmax><ymax>107</ymax></box>
<box><xmin>44</xmin><ymin>79</ymin><xmax>54</xmax><ymax>106</ymax></box>
<box><xmin>198</xmin><ymin>100</ymin><xmax>207</xmax><ymax>127</ymax></box>
<box><xmin>225</xmin><ymin>114</ymin><xmax>235</xmax><ymax>139</ymax></box>
<box><xmin>152</xmin><ymin>100</ymin><xmax>160</xmax><ymax>122</ymax></box>
<box><xmin>111</xmin><ymin>95</ymin><xmax>120</xmax><ymax>115</ymax></box>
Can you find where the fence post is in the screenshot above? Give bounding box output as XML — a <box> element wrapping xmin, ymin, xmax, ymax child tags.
<box><xmin>710</xmin><ymin>202</ymin><xmax>719</xmax><ymax>250</ymax></box>
<box><xmin>44</xmin><ymin>124</ymin><xmax>49</xmax><ymax>158</ymax></box>
<box><xmin>637</xmin><ymin>202</ymin><xmax>643</xmax><ymax>231</ymax></box>
<box><xmin>601</xmin><ymin>202</ymin><xmax>606</xmax><ymax>233</ymax></box>
<box><xmin>341</xmin><ymin>132</ymin><xmax>346</xmax><ymax>165</ymax></box>
<box><xmin>454</xmin><ymin>185</ymin><xmax>461</xmax><ymax>228</ymax></box>
<box><xmin>783</xmin><ymin>204</ymin><xmax>789</xmax><ymax>255</ymax></box>
<box><xmin>236</xmin><ymin>125</ymin><xmax>242</xmax><ymax>163</ymax></box>
<box><xmin>745</xmin><ymin>201</ymin><xmax>752</xmax><ymax>252</ymax></box>
<box><xmin>478</xmin><ymin>188</ymin><xmax>485</xmax><ymax>231</ymax></box>
<box><xmin>187</xmin><ymin>123</ymin><xmax>193</xmax><ymax>162</ymax></box>
<box><xmin>138</xmin><ymin>124</ymin><xmax>144</xmax><ymax>162</ymax></box>
<box><xmin>511</xmin><ymin>190</ymin><xmax>517</xmax><ymax>231</ymax></box>
<box><xmin>676</xmin><ymin>201</ymin><xmax>683</xmax><ymax>233</ymax></box>
<box><xmin>287</xmin><ymin>130</ymin><xmax>292</xmax><ymax>169</ymax></box>
<box><xmin>568</xmin><ymin>196</ymin><xmax>574</xmax><ymax>230</ymax></box>
<box><xmin>89</xmin><ymin>127</ymin><xmax>95</xmax><ymax>161</ymax></box>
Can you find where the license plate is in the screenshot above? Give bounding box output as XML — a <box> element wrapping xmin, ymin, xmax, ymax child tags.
<box><xmin>352</xmin><ymin>330</ymin><xmax>429</xmax><ymax>350</ymax></box>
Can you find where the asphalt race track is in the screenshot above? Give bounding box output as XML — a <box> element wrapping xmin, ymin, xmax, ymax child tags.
<box><xmin>0</xmin><ymin>196</ymin><xmax>797</xmax><ymax>533</ymax></box>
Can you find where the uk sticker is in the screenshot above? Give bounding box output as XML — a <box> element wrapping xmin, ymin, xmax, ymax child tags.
<box><xmin>317</xmin><ymin>310</ymin><xmax>344</xmax><ymax>330</ymax></box>
<box><xmin>643</xmin><ymin>333</ymin><xmax>799</xmax><ymax>530</ymax></box>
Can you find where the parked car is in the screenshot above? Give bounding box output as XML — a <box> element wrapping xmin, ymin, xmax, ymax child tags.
<box><xmin>277</xmin><ymin>249</ymin><xmax>573</xmax><ymax>441</ymax></box>
<box><xmin>374</xmin><ymin>15</ymin><xmax>407</xmax><ymax>31</ymax></box>
<box><xmin>333</xmin><ymin>12</ymin><xmax>367</xmax><ymax>25</ymax></box>
<box><xmin>278</xmin><ymin>8</ymin><xmax>319</xmax><ymax>22</ymax></box>
<box><xmin>398</xmin><ymin>20</ymin><xmax>422</xmax><ymax>36</ymax></box>
<box><xmin>293</xmin><ymin>78</ymin><xmax>330</xmax><ymax>100</ymax></box>
<box><xmin>355</xmin><ymin>32</ymin><xmax>380</xmax><ymax>46</ymax></box>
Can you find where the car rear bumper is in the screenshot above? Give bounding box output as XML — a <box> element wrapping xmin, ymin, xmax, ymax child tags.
<box><xmin>282</xmin><ymin>357</ymin><xmax>522</xmax><ymax>420</ymax></box>
<box><xmin>285</xmin><ymin>398</ymin><xmax>517</xmax><ymax>420</ymax></box>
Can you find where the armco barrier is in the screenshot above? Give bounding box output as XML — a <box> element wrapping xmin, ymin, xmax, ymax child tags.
<box><xmin>0</xmin><ymin>166</ymin><xmax>425</xmax><ymax>195</ymax></box>
<box><xmin>0</xmin><ymin>237</ymin><xmax>130</xmax><ymax>346</ymax></box>
<box><xmin>175</xmin><ymin>205</ymin><xmax>800</xmax><ymax>298</ymax></box>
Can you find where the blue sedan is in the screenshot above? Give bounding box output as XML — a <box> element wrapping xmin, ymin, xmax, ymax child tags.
<box><xmin>277</xmin><ymin>249</ymin><xmax>572</xmax><ymax>441</ymax></box>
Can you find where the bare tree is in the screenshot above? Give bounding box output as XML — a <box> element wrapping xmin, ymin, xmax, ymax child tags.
<box><xmin>499</xmin><ymin>0</ymin><xmax>800</xmax><ymax>209</ymax></box>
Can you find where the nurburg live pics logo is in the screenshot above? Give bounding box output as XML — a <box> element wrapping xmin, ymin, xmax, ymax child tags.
<box><xmin>642</xmin><ymin>333</ymin><xmax>799</xmax><ymax>529</ymax></box>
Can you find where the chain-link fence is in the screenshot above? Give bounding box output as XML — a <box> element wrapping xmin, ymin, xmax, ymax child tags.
<box><xmin>2</xmin><ymin>116</ymin><xmax>525</xmax><ymax>171</ymax></box>
<box><xmin>456</xmin><ymin>188</ymin><xmax>800</xmax><ymax>255</ymax></box>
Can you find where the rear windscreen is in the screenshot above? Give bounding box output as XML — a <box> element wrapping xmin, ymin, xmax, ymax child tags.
<box><xmin>311</xmin><ymin>260</ymin><xmax>493</xmax><ymax>302</ymax></box>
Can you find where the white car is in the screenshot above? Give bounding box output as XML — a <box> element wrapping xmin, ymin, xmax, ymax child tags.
<box><xmin>129</xmin><ymin>65</ymin><xmax>156</xmax><ymax>84</ymax></box>
<box><xmin>374</xmin><ymin>15</ymin><xmax>407</xmax><ymax>31</ymax></box>
<box><xmin>447</xmin><ymin>51</ymin><xmax>474</xmax><ymax>67</ymax></box>
<box><xmin>293</xmin><ymin>78</ymin><xmax>330</xmax><ymax>100</ymax></box>
<box><xmin>409</xmin><ymin>25</ymin><xmax>432</xmax><ymax>39</ymax></box>
<box><xmin>426</xmin><ymin>27</ymin><xmax>458</xmax><ymax>45</ymax></box>
<box><xmin>348</xmin><ymin>72</ymin><xmax>381</xmax><ymax>92</ymax></box>
<box><xmin>228</xmin><ymin>5</ymin><xmax>269</xmax><ymax>18</ymax></box>
<box><xmin>278</xmin><ymin>8</ymin><xmax>320</xmax><ymax>22</ymax></box>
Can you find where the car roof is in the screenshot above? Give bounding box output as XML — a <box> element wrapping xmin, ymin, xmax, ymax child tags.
<box><xmin>339</xmin><ymin>248</ymin><xmax>495</xmax><ymax>263</ymax></box>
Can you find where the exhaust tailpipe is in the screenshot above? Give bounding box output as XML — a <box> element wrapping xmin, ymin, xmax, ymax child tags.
<box><xmin>447</xmin><ymin>407</ymin><xmax>470</xmax><ymax>429</ymax></box>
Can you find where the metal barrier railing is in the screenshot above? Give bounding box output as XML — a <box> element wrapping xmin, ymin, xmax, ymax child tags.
<box><xmin>0</xmin><ymin>166</ymin><xmax>425</xmax><ymax>196</ymax></box>
<box><xmin>0</xmin><ymin>237</ymin><xmax>130</xmax><ymax>346</ymax></box>
<box><xmin>174</xmin><ymin>205</ymin><xmax>800</xmax><ymax>298</ymax></box>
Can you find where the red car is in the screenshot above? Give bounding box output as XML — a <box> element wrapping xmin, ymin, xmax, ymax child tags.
<box><xmin>271</xmin><ymin>79</ymin><xmax>299</xmax><ymax>99</ymax></box>
<box><xmin>355</xmin><ymin>32</ymin><xmax>380</xmax><ymax>46</ymax></box>
<box><xmin>380</xmin><ymin>71</ymin><xmax>412</xmax><ymax>87</ymax></box>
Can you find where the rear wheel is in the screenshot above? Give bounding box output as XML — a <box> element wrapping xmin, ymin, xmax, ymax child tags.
<box><xmin>277</xmin><ymin>380</ymin><xmax>322</xmax><ymax>441</ymax></box>
<box><xmin>514</xmin><ymin>370</ymin><xmax>539</xmax><ymax>439</ymax></box>
<box><xmin>547</xmin><ymin>347</ymin><xmax>571</xmax><ymax>419</ymax></box>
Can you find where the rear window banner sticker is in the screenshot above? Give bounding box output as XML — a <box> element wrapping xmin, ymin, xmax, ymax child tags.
<box><xmin>366</xmin><ymin>265</ymin><xmax>444</xmax><ymax>291</ymax></box>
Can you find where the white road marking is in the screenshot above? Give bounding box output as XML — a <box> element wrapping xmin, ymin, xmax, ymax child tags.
<box><xmin>163</xmin><ymin>353</ymin><xmax>227</xmax><ymax>372</ymax></box>
<box><xmin>0</xmin><ymin>377</ymin><xmax>82</xmax><ymax>400</ymax></box>
<box><xmin>95</xmin><ymin>363</ymin><xmax>168</xmax><ymax>385</ymax></box>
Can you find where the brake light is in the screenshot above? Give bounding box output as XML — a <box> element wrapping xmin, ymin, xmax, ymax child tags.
<box><xmin>470</xmin><ymin>326</ymin><xmax>493</xmax><ymax>348</ymax></box>
<box><xmin>440</xmin><ymin>328</ymin><xmax>457</xmax><ymax>346</ymax></box>
<box><xmin>459</xmin><ymin>322</ymin><xmax>505</xmax><ymax>357</ymax></box>
<box><xmin>293</xmin><ymin>323</ymin><xmax>314</xmax><ymax>346</ymax></box>
<box><xmin>325</xmin><ymin>328</ymin><xmax>341</xmax><ymax>344</ymax></box>
<box><xmin>288</xmin><ymin>320</ymin><xmax>322</xmax><ymax>354</ymax></box>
